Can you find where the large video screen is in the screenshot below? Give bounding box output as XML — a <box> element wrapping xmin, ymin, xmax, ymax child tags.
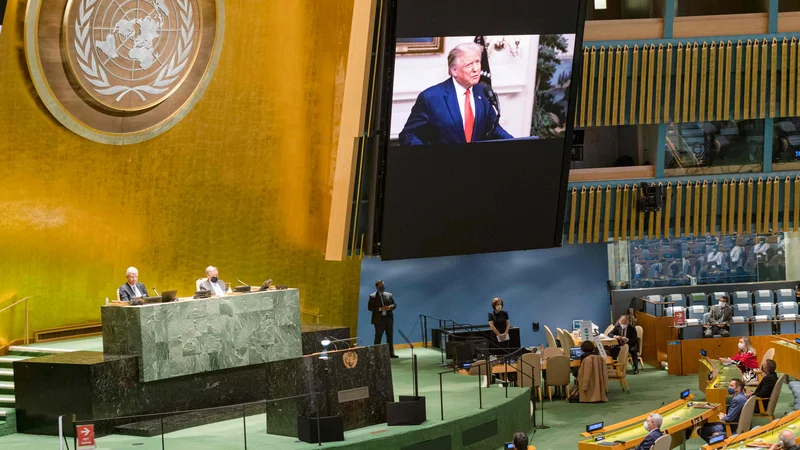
<box><xmin>377</xmin><ymin>0</ymin><xmax>585</xmax><ymax>260</ymax></box>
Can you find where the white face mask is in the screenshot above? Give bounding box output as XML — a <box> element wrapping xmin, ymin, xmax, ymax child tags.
<box><xmin>738</xmin><ymin>342</ymin><xmax>745</xmax><ymax>350</ymax></box>
<box><xmin>719</xmin><ymin>301</ymin><xmax>727</xmax><ymax>307</ymax></box>
<box><xmin>643</xmin><ymin>421</ymin><xmax>650</xmax><ymax>432</ymax></box>
<box><xmin>620</xmin><ymin>324</ymin><xmax>628</xmax><ymax>330</ymax></box>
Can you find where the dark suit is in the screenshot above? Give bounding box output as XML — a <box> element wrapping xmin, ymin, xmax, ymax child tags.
<box><xmin>368</xmin><ymin>290</ymin><xmax>396</xmax><ymax>355</ymax></box>
<box><xmin>399</xmin><ymin>79</ymin><xmax>514</xmax><ymax>146</ymax></box>
<box><xmin>634</xmin><ymin>429</ymin><xmax>663</xmax><ymax>450</ymax></box>
<box><xmin>119</xmin><ymin>282</ymin><xmax>147</xmax><ymax>301</ymax></box>
<box><xmin>198</xmin><ymin>279</ymin><xmax>227</xmax><ymax>295</ymax></box>
<box><xmin>753</xmin><ymin>371</ymin><xmax>778</xmax><ymax>412</ymax></box>
<box><xmin>607</xmin><ymin>324</ymin><xmax>639</xmax><ymax>370</ymax></box>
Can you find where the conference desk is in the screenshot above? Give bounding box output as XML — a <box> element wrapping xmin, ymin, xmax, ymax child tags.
<box><xmin>698</xmin><ymin>357</ymin><xmax>741</xmax><ymax>406</ymax></box>
<box><xmin>772</xmin><ymin>337</ymin><xmax>800</xmax><ymax>379</ymax></box>
<box><xmin>457</xmin><ymin>355</ymin><xmax>614</xmax><ymax>376</ymax></box>
<box><xmin>701</xmin><ymin>408</ymin><xmax>800</xmax><ymax>449</ymax></box>
<box><xmin>101</xmin><ymin>289</ymin><xmax>302</xmax><ymax>382</ymax></box>
<box><xmin>578</xmin><ymin>396</ymin><xmax>720</xmax><ymax>450</ymax></box>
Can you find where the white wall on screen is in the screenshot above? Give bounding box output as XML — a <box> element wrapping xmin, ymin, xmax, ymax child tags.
<box><xmin>391</xmin><ymin>35</ymin><xmax>540</xmax><ymax>139</ymax></box>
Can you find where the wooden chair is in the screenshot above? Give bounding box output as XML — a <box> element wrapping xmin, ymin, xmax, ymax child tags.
<box><xmin>652</xmin><ymin>434</ymin><xmax>672</xmax><ymax>450</ymax></box>
<box><xmin>518</xmin><ymin>352</ymin><xmax>542</xmax><ymax>402</ymax></box>
<box><xmin>557</xmin><ymin>330</ymin><xmax>572</xmax><ymax>357</ymax></box>
<box><xmin>543</xmin><ymin>325</ymin><xmax>557</xmax><ymax>349</ymax></box>
<box><xmin>603</xmin><ymin>324</ymin><xmax>614</xmax><ymax>335</ymax></box>
<box><xmin>753</xmin><ymin>374</ymin><xmax>787</xmax><ymax>421</ymax></box>
<box><xmin>749</xmin><ymin>348</ymin><xmax>775</xmax><ymax>386</ymax></box>
<box><xmin>629</xmin><ymin>325</ymin><xmax>644</xmax><ymax>371</ymax></box>
<box><xmin>607</xmin><ymin>344</ymin><xmax>630</xmax><ymax>393</ymax></box>
<box><xmin>542</xmin><ymin>347</ymin><xmax>563</xmax><ymax>359</ymax></box>
<box><xmin>721</xmin><ymin>396</ymin><xmax>757</xmax><ymax>436</ymax></box>
<box><xmin>544</xmin><ymin>355</ymin><xmax>570</xmax><ymax>401</ymax></box>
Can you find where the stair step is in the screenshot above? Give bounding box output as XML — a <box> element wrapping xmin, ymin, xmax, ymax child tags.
<box><xmin>0</xmin><ymin>395</ymin><xmax>14</xmax><ymax>407</ymax></box>
<box><xmin>0</xmin><ymin>355</ymin><xmax>31</xmax><ymax>368</ymax></box>
<box><xmin>8</xmin><ymin>346</ymin><xmax>75</xmax><ymax>357</ymax></box>
<box><xmin>0</xmin><ymin>407</ymin><xmax>11</xmax><ymax>418</ymax></box>
<box><xmin>0</xmin><ymin>382</ymin><xmax>14</xmax><ymax>394</ymax></box>
<box><xmin>0</xmin><ymin>369</ymin><xmax>11</xmax><ymax>381</ymax></box>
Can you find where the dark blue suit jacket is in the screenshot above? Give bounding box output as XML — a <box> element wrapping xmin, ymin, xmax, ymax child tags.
<box><xmin>399</xmin><ymin>79</ymin><xmax>514</xmax><ymax>146</ymax></box>
<box><xmin>634</xmin><ymin>429</ymin><xmax>663</xmax><ymax>450</ymax></box>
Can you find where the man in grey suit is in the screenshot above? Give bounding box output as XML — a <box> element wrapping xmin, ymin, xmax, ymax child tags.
<box><xmin>119</xmin><ymin>267</ymin><xmax>147</xmax><ymax>301</ymax></box>
<box><xmin>198</xmin><ymin>266</ymin><xmax>227</xmax><ymax>296</ymax></box>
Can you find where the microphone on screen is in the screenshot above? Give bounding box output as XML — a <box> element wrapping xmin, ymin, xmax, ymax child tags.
<box><xmin>152</xmin><ymin>287</ymin><xmax>160</xmax><ymax>297</ymax></box>
<box><xmin>484</xmin><ymin>85</ymin><xmax>501</xmax><ymax>116</ymax></box>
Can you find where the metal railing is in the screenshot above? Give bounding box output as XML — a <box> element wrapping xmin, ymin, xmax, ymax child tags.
<box><xmin>0</xmin><ymin>296</ymin><xmax>31</xmax><ymax>345</ymax></box>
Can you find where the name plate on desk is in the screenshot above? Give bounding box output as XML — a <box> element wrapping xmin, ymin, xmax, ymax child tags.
<box><xmin>102</xmin><ymin>289</ymin><xmax>302</xmax><ymax>382</ymax></box>
<box><xmin>338</xmin><ymin>386</ymin><xmax>370</xmax><ymax>403</ymax></box>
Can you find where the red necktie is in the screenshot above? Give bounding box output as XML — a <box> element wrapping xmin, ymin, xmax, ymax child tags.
<box><xmin>464</xmin><ymin>88</ymin><xmax>474</xmax><ymax>143</ymax></box>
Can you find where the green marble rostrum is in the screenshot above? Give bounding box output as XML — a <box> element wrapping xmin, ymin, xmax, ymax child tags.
<box><xmin>101</xmin><ymin>289</ymin><xmax>302</xmax><ymax>382</ymax></box>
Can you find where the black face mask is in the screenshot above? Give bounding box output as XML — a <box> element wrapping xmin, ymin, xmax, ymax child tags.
<box><xmin>211</xmin><ymin>276</ymin><xmax>219</xmax><ymax>283</ymax></box>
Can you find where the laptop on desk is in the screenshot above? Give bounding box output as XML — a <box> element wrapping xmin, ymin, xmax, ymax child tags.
<box><xmin>569</xmin><ymin>347</ymin><xmax>583</xmax><ymax>360</ymax></box>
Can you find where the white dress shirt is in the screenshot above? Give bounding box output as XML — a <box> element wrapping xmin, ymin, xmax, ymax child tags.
<box><xmin>452</xmin><ymin>78</ymin><xmax>476</xmax><ymax>129</ymax></box>
<box><xmin>730</xmin><ymin>246</ymin><xmax>741</xmax><ymax>263</ymax></box>
<box><xmin>707</xmin><ymin>251</ymin><xmax>723</xmax><ymax>267</ymax></box>
<box><xmin>754</xmin><ymin>243</ymin><xmax>769</xmax><ymax>256</ymax></box>
<box><xmin>130</xmin><ymin>283</ymin><xmax>142</xmax><ymax>298</ymax></box>
<box><xmin>210</xmin><ymin>281</ymin><xmax>225</xmax><ymax>296</ymax></box>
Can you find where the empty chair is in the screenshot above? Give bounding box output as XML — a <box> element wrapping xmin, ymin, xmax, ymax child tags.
<box><xmin>689</xmin><ymin>292</ymin><xmax>709</xmax><ymax>306</ymax></box>
<box><xmin>732</xmin><ymin>291</ymin><xmax>752</xmax><ymax>305</ymax></box>
<box><xmin>542</xmin><ymin>347</ymin><xmax>563</xmax><ymax>359</ymax></box>
<box><xmin>665</xmin><ymin>305</ymin><xmax>685</xmax><ymax>317</ymax></box>
<box><xmin>543</xmin><ymin>325</ymin><xmax>557</xmax><ymax>348</ymax></box>
<box><xmin>651</xmin><ymin>434</ymin><xmax>672</xmax><ymax>450</ymax></box>
<box><xmin>753</xmin><ymin>374</ymin><xmax>787</xmax><ymax>421</ymax></box>
<box><xmin>645</xmin><ymin>295</ymin><xmax>662</xmax><ymax>316</ymax></box>
<box><xmin>665</xmin><ymin>293</ymin><xmax>687</xmax><ymax>308</ymax></box>
<box><xmin>518</xmin><ymin>352</ymin><xmax>542</xmax><ymax>402</ymax></box>
<box><xmin>687</xmin><ymin>305</ymin><xmax>707</xmax><ymax>322</ymax></box>
<box><xmin>776</xmin><ymin>289</ymin><xmax>795</xmax><ymax>303</ymax></box>
<box><xmin>777</xmin><ymin>301</ymin><xmax>799</xmax><ymax>333</ymax></box>
<box><xmin>545</xmin><ymin>355</ymin><xmax>571</xmax><ymax>401</ymax></box>
<box><xmin>603</xmin><ymin>324</ymin><xmax>614</xmax><ymax>335</ymax></box>
<box><xmin>754</xmin><ymin>290</ymin><xmax>775</xmax><ymax>304</ymax></box>
<box><xmin>607</xmin><ymin>344</ymin><xmax>630</xmax><ymax>393</ymax></box>
<box><xmin>730</xmin><ymin>303</ymin><xmax>754</xmax><ymax>335</ymax></box>
<box><xmin>753</xmin><ymin>303</ymin><xmax>776</xmax><ymax>336</ymax></box>
<box><xmin>557</xmin><ymin>330</ymin><xmax>572</xmax><ymax>357</ymax></box>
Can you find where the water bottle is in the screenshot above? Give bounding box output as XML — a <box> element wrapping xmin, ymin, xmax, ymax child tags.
<box><xmin>105</xmin><ymin>297</ymin><xmax>109</xmax><ymax>305</ymax></box>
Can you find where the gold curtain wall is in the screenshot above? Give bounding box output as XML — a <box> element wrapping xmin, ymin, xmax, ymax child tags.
<box><xmin>565</xmin><ymin>178</ymin><xmax>797</xmax><ymax>243</ymax></box>
<box><xmin>0</xmin><ymin>0</ymin><xmax>362</xmax><ymax>347</ymax></box>
<box><xmin>577</xmin><ymin>37</ymin><xmax>796</xmax><ymax>126</ymax></box>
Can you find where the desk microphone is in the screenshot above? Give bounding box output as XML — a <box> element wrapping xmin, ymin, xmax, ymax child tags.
<box><xmin>709</xmin><ymin>342</ymin><xmax>724</xmax><ymax>358</ymax></box>
<box><xmin>152</xmin><ymin>287</ymin><xmax>160</xmax><ymax>297</ymax></box>
<box><xmin>653</xmin><ymin>401</ymin><xmax>666</xmax><ymax>415</ymax></box>
<box><xmin>236</xmin><ymin>278</ymin><xmax>250</xmax><ymax>287</ymax></box>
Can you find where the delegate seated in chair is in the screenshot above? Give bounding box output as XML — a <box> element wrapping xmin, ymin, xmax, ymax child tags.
<box><xmin>748</xmin><ymin>359</ymin><xmax>778</xmax><ymax>413</ymax></box>
<box><xmin>607</xmin><ymin>314</ymin><xmax>640</xmax><ymax>374</ymax></box>
<box><xmin>699</xmin><ymin>378</ymin><xmax>747</xmax><ymax>443</ymax></box>
<box><xmin>634</xmin><ymin>414</ymin><xmax>664</xmax><ymax>450</ymax></box>
<box><xmin>705</xmin><ymin>295</ymin><xmax>733</xmax><ymax>337</ymax></box>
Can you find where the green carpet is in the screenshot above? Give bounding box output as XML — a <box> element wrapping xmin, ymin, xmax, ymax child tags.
<box><xmin>521</xmin><ymin>364</ymin><xmax>796</xmax><ymax>450</ymax></box>
<box><xmin>0</xmin><ymin>342</ymin><xmax>795</xmax><ymax>450</ymax></box>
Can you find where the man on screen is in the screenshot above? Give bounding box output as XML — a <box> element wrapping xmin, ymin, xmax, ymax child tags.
<box><xmin>399</xmin><ymin>42</ymin><xmax>513</xmax><ymax>146</ymax></box>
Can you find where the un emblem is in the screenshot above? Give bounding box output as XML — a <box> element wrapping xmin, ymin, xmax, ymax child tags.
<box><xmin>25</xmin><ymin>0</ymin><xmax>224</xmax><ymax>144</ymax></box>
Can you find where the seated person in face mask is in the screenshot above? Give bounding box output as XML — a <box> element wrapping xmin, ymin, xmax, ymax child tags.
<box><xmin>704</xmin><ymin>295</ymin><xmax>733</xmax><ymax>337</ymax></box>
<box><xmin>635</xmin><ymin>414</ymin><xmax>664</xmax><ymax>450</ymax></box>
<box><xmin>700</xmin><ymin>379</ymin><xmax>747</xmax><ymax>442</ymax></box>
<box><xmin>607</xmin><ymin>315</ymin><xmax>640</xmax><ymax>374</ymax></box>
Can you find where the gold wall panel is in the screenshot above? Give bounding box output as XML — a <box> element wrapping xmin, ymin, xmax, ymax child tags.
<box><xmin>0</xmin><ymin>0</ymin><xmax>362</xmax><ymax>346</ymax></box>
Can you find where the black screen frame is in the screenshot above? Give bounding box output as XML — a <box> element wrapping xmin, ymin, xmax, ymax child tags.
<box><xmin>367</xmin><ymin>0</ymin><xmax>588</xmax><ymax>259</ymax></box>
